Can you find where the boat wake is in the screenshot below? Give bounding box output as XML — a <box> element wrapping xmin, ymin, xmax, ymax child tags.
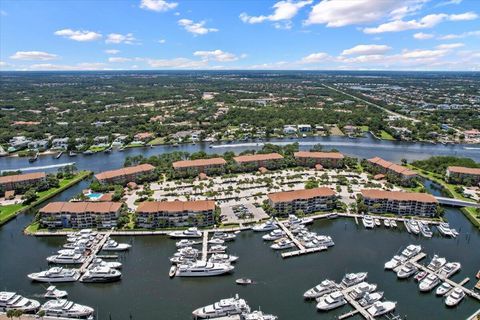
<box><xmin>1</xmin><ymin>162</ymin><xmax>76</xmax><ymax>173</ymax></box>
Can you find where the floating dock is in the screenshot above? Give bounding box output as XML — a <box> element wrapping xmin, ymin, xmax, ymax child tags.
<box><xmin>79</xmin><ymin>230</ymin><xmax>113</xmax><ymax>276</ymax></box>
<box><xmin>201</xmin><ymin>231</ymin><xmax>209</xmax><ymax>261</ymax></box>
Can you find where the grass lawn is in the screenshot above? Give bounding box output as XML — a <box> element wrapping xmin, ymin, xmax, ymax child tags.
<box><xmin>147</xmin><ymin>137</ymin><xmax>165</xmax><ymax>145</ymax></box>
<box><xmin>360</xmin><ymin>125</ymin><xmax>369</xmax><ymax>132</ymax></box>
<box><xmin>0</xmin><ymin>204</ymin><xmax>23</xmax><ymax>223</ymax></box>
<box><xmin>379</xmin><ymin>130</ymin><xmax>396</xmax><ymax>140</ymax></box>
<box><xmin>126</xmin><ymin>142</ymin><xmax>145</xmax><ymax>148</ymax></box>
<box><xmin>88</xmin><ymin>145</ymin><xmax>107</xmax><ymax>152</ymax></box>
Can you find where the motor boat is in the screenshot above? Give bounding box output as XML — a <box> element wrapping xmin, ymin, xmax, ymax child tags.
<box><xmin>401</xmin><ymin>244</ymin><xmax>422</xmax><ymax>259</ymax></box>
<box><xmin>445</xmin><ymin>288</ymin><xmax>465</xmax><ymax>307</ymax></box>
<box><xmin>244</xmin><ymin>310</ymin><xmax>278</xmax><ymax>320</ymax></box>
<box><xmin>102</xmin><ymin>239</ymin><xmax>131</xmax><ymax>251</ymax></box>
<box><xmin>170</xmin><ymin>255</ymin><xmax>197</xmax><ymax>265</ymax></box>
<box><xmin>262</xmin><ymin>229</ymin><xmax>285</xmax><ymax>241</ymax></box>
<box><xmin>270</xmin><ymin>238</ymin><xmax>295</xmax><ymax>250</ymax></box>
<box><xmin>58</xmin><ymin>246</ymin><xmax>87</xmax><ymax>255</ymax></box>
<box><xmin>350</xmin><ymin>282</ymin><xmax>377</xmax><ymax>300</ymax></box>
<box><xmin>396</xmin><ymin>263</ymin><xmax>418</xmax><ymax>279</ymax></box>
<box><xmin>252</xmin><ymin>220</ymin><xmax>278</xmax><ymax>232</ymax></box>
<box><xmin>173</xmin><ymin>247</ymin><xmax>199</xmax><ymax>258</ymax></box>
<box><xmin>419</xmin><ymin>274</ymin><xmax>440</xmax><ymax>292</ymax></box>
<box><xmin>435</xmin><ymin>282</ymin><xmax>453</xmax><ymax>296</ymax></box>
<box><xmin>316</xmin><ymin>291</ymin><xmax>347</xmax><ymax>311</ymax></box>
<box><xmin>427</xmin><ymin>255</ymin><xmax>447</xmax><ymax>271</ymax></box>
<box><xmin>208</xmin><ymin>254</ymin><xmax>239</xmax><ymax>264</ymax></box>
<box><xmin>211</xmin><ymin>231</ymin><xmax>236</xmax><ymax>241</ymax></box>
<box><xmin>438</xmin><ymin>262</ymin><xmax>461</xmax><ymax>278</ymax></box>
<box><xmin>28</xmin><ymin>267</ymin><xmax>80</xmax><ymax>282</ymax></box>
<box><xmin>341</xmin><ymin>272</ymin><xmax>368</xmax><ymax>287</ymax></box>
<box><xmin>44</xmin><ymin>286</ymin><xmax>68</xmax><ymax>299</ymax></box>
<box><xmin>81</xmin><ymin>266</ymin><xmax>122</xmax><ymax>283</ymax></box>
<box><xmin>362</xmin><ymin>216</ymin><xmax>374</xmax><ymax>229</ymax></box>
<box><xmin>0</xmin><ymin>291</ymin><xmax>40</xmax><ymax>313</ymax></box>
<box><xmin>175</xmin><ymin>261</ymin><xmax>234</xmax><ymax>277</ymax></box>
<box><xmin>286</xmin><ymin>214</ymin><xmax>312</xmax><ymax>227</ymax></box>
<box><xmin>90</xmin><ymin>258</ymin><xmax>122</xmax><ymax>269</ymax></box>
<box><xmin>191</xmin><ymin>294</ymin><xmax>250</xmax><ymax>318</ymax></box>
<box><xmin>168</xmin><ymin>227</ymin><xmax>202</xmax><ymax>238</ymax></box>
<box><xmin>384</xmin><ymin>255</ymin><xmax>406</xmax><ymax>270</ymax></box>
<box><xmin>359</xmin><ymin>292</ymin><xmax>384</xmax><ymax>307</ymax></box>
<box><xmin>314</xmin><ymin>235</ymin><xmax>334</xmax><ymax>247</ymax></box>
<box><xmin>176</xmin><ymin>239</ymin><xmax>197</xmax><ymax>248</ymax></box>
<box><xmin>414</xmin><ymin>271</ymin><xmax>427</xmax><ymax>282</ymax></box>
<box><xmin>209</xmin><ymin>245</ymin><xmax>227</xmax><ymax>253</ymax></box>
<box><xmin>367</xmin><ymin>301</ymin><xmax>396</xmax><ymax>317</ymax></box>
<box><xmin>63</xmin><ymin>239</ymin><xmax>92</xmax><ymax>249</ymax></box>
<box><xmin>419</xmin><ymin>222</ymin><xmax>433</xmax><ymax>238</ymax></box>
<box><xmin>236</xmin><ymin>278</ymin><xmax>255</xmax><ymax>285</ymax></box>
<box><xmin>46</xmin><ymin>251</ymin><xmax>86</xmax><ymax>264</ymax></box>
<box><xmin>407</xmin><ymin>219</ymin><xmax>420</xmax><ymax>235</ymax></box>
<box><xmin>208</xmin><ymin>238</ymin><xmax>225</xmax><ymax>245</ymax></box>
<box><xmin>384</xmin><ymin>219</ymin><xmax>390</xmax><ymax>227</ymax></box>
<box><xmin>39</xmin><ymin>299</ymin><xmax>94</xmax><ymax>319</ymax></box>
<box><xmin>304</xmin><ymin>279</ymin><xmax>338</xmax><ymax>299</ymax></box>
<box><xmin>390</xmin><ymin>220</ymin><xmax>397</xmax><ymax>228</ymax></box>
<box><xmin>374</xmin><ymin>218</ymin><xmax>381</xmax><ymax>227</ymax></box>
<box><xmin>437</xmin><ymin>223</ymin><xmax>456</xmax><ymax>237</ymax></box>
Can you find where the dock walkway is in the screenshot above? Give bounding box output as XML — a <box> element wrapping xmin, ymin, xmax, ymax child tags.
<box><xmin>79</xmin><ymin>229</ymin><xmax>113</xmax><ymax>275</ymax></box>
<box><xmin>337</xmin><ymin>282</ymin><xmax>376</xmax><ymax>320</ymax></box>
<box><xmin>201</xmin><ymin>231</ymin><xmax>209</xmax><ymax>261</ymax></box>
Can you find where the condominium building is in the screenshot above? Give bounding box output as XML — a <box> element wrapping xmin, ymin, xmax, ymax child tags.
<box><xmin>172</xmin><ymin>158</ymin><xmax>227</xmax><ymax>175</ymax></box>
<box><xmin>361</xmin><ymin>189</ymin><xmax>438</xmax><ymax>216</ymax></box>
<box><xmin>0</xmin><ymin>172</ymin><xmax>46</xmax><ymax>192</ymax></box>
<box><xmin>136</xmin><ymin>200</ymin><xmax>216</xmax><ymax>228</ymax></box>
<box><xmin>367</xmin><ymin>157</ymin><xmax>417</xmax><ymax>184</ymax></box>
<box><xmin>95</xmin><ymin>164</ymin><xmax>155</xmax><ymax>185</ymax></box>
<box><xmin>294</xmin><ymin>151</ymin><xmax>344</xmax><ymax>168</ymax></box>
<box><xmin>446</xmin><ymin>166</ymin><xmax>480</xmax><ymax>185</ymax></box>
<box><xmin>39</xmin><ymin>201</ymin><xmax>122</xmax><ymax>229</ymax></box>
<box><xmin>267</xmin><ymin>187</ymin><xmax>336</xmax><ymax>216</ymax></box>
<box><xmin>233</xmin><ymin>153</ymin><xmax>284</xmax><ymax>170</ymax></box>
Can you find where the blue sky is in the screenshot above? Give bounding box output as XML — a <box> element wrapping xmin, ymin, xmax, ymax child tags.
<box><xmin>1</xmin><ymin>0</ymin><xmax>479</xmax><ymax>71</ymax></box>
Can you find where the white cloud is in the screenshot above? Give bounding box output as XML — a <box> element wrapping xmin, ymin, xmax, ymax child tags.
<box><xmin>338</xmin><ymin>54</ymin><xmax>387</xmax><ymax>63</ymax></box>
<box><xmin>27</xmin><ymin>62</ymin><xmax>107</xmax><ymax>71</ymax></box>
<box><xmin>146</xmin><ymin>57</ymin><xmax>208</xmax><ymax>68</ymax></box>
<box><xmin>436</xmin><ymin>0</ymin><xmax>462</xmax><ymax>6</ymax></box>
<box><xmin>105</xmin><ymin>49</ymin><xmax>120</xmax><ymax>55</ymax></box>
<box><xmin>300</xmin><ymin>52</ymin><xmax>329</xmax><ymax>63</ymax></box>
<box><xmin>436</xmin><ymin>42</ymin><xmax>464</xmax><ymax>50</ymax></box>
<box><xmin>106</xmin><ymin>33</ymin><xmax>137</xmax><ymax>44</ymax></box>
<box><xmin>10</xmin><ymin>51</ymin><xmax>58</xmax><ymax>61</ymax></box>
<box><xmin>158</xmin><ymin>39</ymin><xmax>166</xmax><ymax>44</ymax></box>
<box><xmin>54</xmin><ymin>29</ymin><xmax>102</xmax><ymax>41</ymax></box>
<box><xmin>401</xmin><ymin>49</ymin><xmax>447</xmax><ymax>59</ymax></box>
<box><xmin>240</xmin><ymin>0</ymin><xmax>312</xmax><ymax>26</ymax></box>
<box><xmin>193</xmin><ymin>50</ymin><xmax>238</xmax><ymax>62</ymax></box>
<box><xmin>413</xmin><ymin>32</ymin><xmax>434</xmax><ymax>39</ymax></box>
<box><xmin>341</xmin><ymin>44</ymin><xmax>391</xmax><ymax>56</ymax></box>
<box><xmin>139</xmin><ymin>0</ymin><xmax>177</xmax><ymax>12</ymax></box>
<box><xmin>364</xmin><ymin>12</ymin><xmax>478</xmax><ymax>34</ymax></box>
<box><xmin>108</xmin><ymin>57</ymin><xmax>132</xmax><ymax>63</ymax></box>
<box><xmin>439</xmin><ymin>30</ymin><xmax>480</xmax><ymax>39</ymax></box>
<box><xmin>178</xmin><ymin>19</ymin><xmax>218</xmax><ymax>35</ymax></box>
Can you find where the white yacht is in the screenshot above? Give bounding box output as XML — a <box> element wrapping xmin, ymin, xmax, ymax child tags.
<box><xmin>304</xmin><ymin>280</ymin><xmax>338</xmax><ymax>299</ymax></box>
<box><xmin>396</xmin><ymin>263</ymin><xmax>418</xmax><ymax>279</ymax></box>
<box><xmin>419</xmin><ymin>222</ymin><xmax>433</xmax><ymax>238</ymax></box>
<box><xmin>252</xmin><ymin>220</ymin><xmax>278</xmax><ymax>232</ymax></box>
<box><xmin>401</xmin><ymin>244</ymin><xmax>422</xmax><ymax>259</ymax></box>
<box><xmin>174</xmin><ymin>247</ymin><xmax>199</xmax><ymax>259</ymax></box>
<box><xmin>47</xmin><ymin>251</ymin><xmax>86</xmax><ymax>264</ymax></box>
<box><xmin>350</xmin><ymin>282</ymin><xmax>377</xmax><ymax>300</ymax></box>
<box><xmin>0</xmin><ymin>291</ymin><xmax>40</xmax><ymax>313</ymax></box>
<box><xmin>208</xmin><ymin>238</ymin><xmax>225</xmax><ymax>245</ymax></box>
<box><xmin>44</xmin><ymin>286</ymin><xmax>68</xmax><ymax>299</ymax></box>
<box><xmin>286</xmin><ymin>214</ymin><xmax>312</xmax><ymax>226</ymax></box>
<box><xmin>316</xmin><ymin>291</ymin><xmax>347</xmax><ymax>311</ymax></box>
<box><xmin>384</xmin><ymin>255</ymin><xmax>406</xmax><ymax>270</ymax></box>
<box><xmin>437</xmin><ymin>223</ymin><xmax>456</xmax><ymax>237</ymax></box>
<box><xmin>81</xmin><ymin>266</ymin><xmax>122</xmax><ymax>283</ymax></box>
<box><xmin>90</xmin><ymin>258</ymin><xmax>122</xmax><ymax>269</ymax></box>
<box><xmin>168</xmin><ymin>227</ymin><xmax>202</xmax><ymax>238</ymax></box>
<box><xmin>176</xmin><ymin>239</ymin><xmax>197</xmax><ymax>248</ymax></box>
<box><xmin>192</xmin><ymin>295</ymin><xmax>250</xmax><ymax>318</ymax></box>
<box><xmin>445</xmin><ymin>288</ymin><xmax>465</xmax><ymax>307</ymax></box>
<box><xmin>427</xmin><ymin>255</ymin><xmax>447</xmax><ymax>271</ymax></box>
<box><xmin>435</xmin><ymin>282</ymin><xmax>453</xmax><ymax>296</ymax></box>
<box><xmin>208</xmin><ymin>254</ymin><xmax>239</xmax><ymax>264</ymax></box>
<box><xmin>211</xmin><ymin>231</ymin><xmax>236</xmax><ymax>241</ymax></box>
<box><xmin>384</xmin><ymin>219</ymin><xmax>390</xmax><ymax>227</ymax></box>
<box><xmin>208</xmin><ymin>245</ymin><xmax>227</xmax><ymax>253</ymax></box>
<box><xmin>374</xmin><ymin>218</ymin><xmax>381</xmax><ymax>227</ymax></box>
<box><xmin>341</xmin><ymin>272</ymin><xmax>368</xmax><ymax>287</ymax></box>
<box><xmin>407</xmin><ymin>219</ymin><xmax>420</xmax><ymax>235</ymax></box>
<box><xmin>262</xmin><ymin>229</ymin><xmax>285</xmax><ymax>241</ymax></box>
<box><xmin>270</xmin><ymin>238</ymin><xmax>294</xmax><ymax>250</ymax></box>
<box><xmin>438</xmin><ymin>262</ymin><xmax>461</xmax><ymax>278</ymax></box>
<box><xmin>58</xmin><ymin>246</ymin><xmax>87</xmax><ymax>255</ymax></box>
<box><xmin>367</xmin><ymin>301</ymin><xmax>396</xmax><ymax>317</ymax></box>
<box><xmin>28</xmin><ymin>267</ymin><xmax>80</xmax><ymax>282</ymax></box>
<box><xmin>359</xmin><ymin>292</ymin><xmax>384</xmax><ymax>307</ymax></box>
<box><xmin>390</xmin><ymin>220</ymin><xmax>397</xmax><ymax>228</ymax></box>
<box><xmin>63</xmin><ymin>239</ymin><xmax>91</xmax><ymax>249</ymax></box>
<box><xmin>244</xmin><ymin>310</ymin><xmax>278</xmax><ymax>320</ymax></box>
<box><xmin>314</xmin><ymin>235</ymin><xmax>335</xmax><ymax>247</ymax></box>
<box><xmin>419</xmin><ymin>274</ymin><xmax>440</xmax><ymax>292</ymax></box>
<box><xmin>175</xmin><ymin>261</ymin><xmax>234</xmax><ymax>277</ymax></box>
<box><xmin>362</xmin><ymin>216</ymin><xmax>374</xmax><ymax>229</ymax></box>
<box><xmin>102</xmin><ymin>239</ymin><xmax>131</xmax><ymax>251</ymax></box>
<box><xmin>39</xmin><ymin>299</ymin><xmax>94</xmax><ymax>319</ymax></box>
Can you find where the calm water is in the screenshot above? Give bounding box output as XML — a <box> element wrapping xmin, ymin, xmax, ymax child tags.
<box><xmin>0</xmin><ymin>137</ymin><xmax>479</xmax><ymax>319</ymax></box>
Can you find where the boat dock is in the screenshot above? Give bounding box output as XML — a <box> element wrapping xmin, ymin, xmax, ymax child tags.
<box><xmin>201</xmin><ymin>231</ymin><xmax>209</xmax><ymax>261</ymax></box>
<box><xmin>79</xmin><ymin>230</ymin><xmax>113</xmax><ymax>275</ymax></box>
<box><xmin>337</xmin><ymin>282</ymin><xmax>380</xmax><ymax>320</ymax></box>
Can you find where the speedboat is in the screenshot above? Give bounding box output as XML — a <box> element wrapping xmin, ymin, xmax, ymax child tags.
<box><xmin>90</xmin><ymin>258</ymin><xmax>122</xmax><ymax>269</ymax></box>
<box><xmin>316</xmin><ymin>291</ymin><xmax>347</xmax><ymax>311</ymax></box>
<box><xmin>39</xmin><ymin>299</ymin><xmax>94</xmax><ymax>319</ymax></box>
<box><xmin>168</xmin><ymin>227</ymin><xmax>202</xmax><ymax>238</ymax></box>
<box><xmin>81</xmin><ymin>266</ymin><xmax>122</xmax><ymax>283</ymax></box>
<box><xmin>252</xmin><ymin>220</ymin><xmax>278</xmax><ymax>232</ymax></box>
<box><xmin>236</xmin><ymin>278</ymin><xmax>255</xmax><ymax>285</ymax></box>
<box><xmin>362</xmin><ymin>216</ymin><xmax>374</xmax><ymax>229</ymax></box>
<box><xmin>437</xmin><ymin>223</ymin><xmax>456</xmax><ymax>237</ymax></box>
<box><xmin>408</xmin><ymin>220</ymin><xmax>420</xmax><ymax>235</ymax></box>
<box><xmin>46</xmin><ymin>251</ymin><xmax>86</xmax><ymax>264</ymax></box>
<box><xmin>244</xmin><ymin>310</ymin><xmax>278</xmax><ymax>320</ymax></box>
<box><xmin>427</xmin><ymin>255</ymin><xmax>447</xmax><ymax>271</ymax></box>
<box><xmin>176</xmin><ymin>261</ymin><xmax>234</xmax><ymax>277</ymax></box>
<box><xmin>208</xmin><ymin>245</ymin><xmax>227</xmax><ymax>253</ymax></box>
<box><xmin>44</xmin><ymin>286</ymin><xmax>68</xmax><ymax>299</ymax></box>
<box><xmin>208</xmin><ymin>254</ymin><xmax>239</xmax><ymax>264</ymax></box>
<box><xmin>341</xmin><ymin>272</ymin><xmax>368</xmax><ymax>287</ymax></box>
<box><xmin>304</xmin><ymin>279</ymin><xmax>338</xmax><ymax>299</ymax></box>
<box><xmin>192</xmin><ymin>295</ymin><xmax>250</xmax><ymax>318</ymax></box>
<box><xmin>390</xmin><ymin>220</ymin><xmax>397</xmax><ymax>228</ymax></box>
<box><xmin>438</xmin><ymin>262</ymin><xmax>461</xmax><ymax>278</ymax></box>
<box><xmin>367</xmin><ymin>301</ymin><xmax>396</xmax><ymax>317</ymax></box>
<box><xmin>28</xmin><ymin>267</ymin><xmax>80</xmax><ymax>282</ymax></box>
<box><xmin>435</xmin><ymin>282</ymin><xmax>453</xmax><ymax>296</ymax></box>
<box><xmin>102</xmin><ymin>239</ymin><xmax>131</xmax><ymax>251</ymax></box>
<box><xmin>262</xmin><ymin>229</ymin><xmax>285</xmax><ymax>241</ymax></box>
<box><xmin>0</xmin><ymin>291</ymin><xmax>40</xmax><ymax>313</ymax></box>
<box><xmin>270</xmin><ymin>238</ymin><xmax>294</xmax><ymax>250</ymax></box>
<box><xmin>419</xmin><ymin>274</ymin><xmax>440</xmax><ymax>292</ymax></box>
<box><xmin>384</xmin><ymin>219</ymin><xmax>390</xmax><ymax>228</ymax></box>
<box><xmin>374</xmin><ymin>218</ymin><xmax>381</xmax><ymax>227</ymax></box>
<box><xmin>176</xmin><ymin>239</ymin><xmax>197</xmax><ymax>248</ymax></box>
<box><xmin>419</xmin><ymin>222</ymin><xmax>433</xmax><ymax>238</ymax></box>
<box><xmin>414</xmin><ymin>271</ymin><xmax>427</xmax><ymax>282</ymax></box>
<box><xmin>445</xmin><ymin>288</ymin><xmax>465</xmax><ymax>307</ymax></box>
<box><xmin>359</xmin><ymin>292</ymin><xmax>384</xmax><ymax>307</ymax></box>
<box><xmin>350</xmin><ymin>282</ymin><xmax>377</xmax><ymax>300</ymax></box>
<box><xmin>401</xmin><ymin>244</ymin><xmax>422</xmax><ymax>259</ymax></box>
<box><xmin>384</xmin><ymin>255</ymin><xmax>406</xmax><ymax>270</ymax></box>
<box><xmin>396</xmin><ymin>263</ymin><xmax>418</xmax><ymax>279</ymax></box>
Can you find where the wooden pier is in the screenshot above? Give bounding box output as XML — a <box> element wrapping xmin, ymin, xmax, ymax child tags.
<box><xmin>79</xmin><ymin>230</ymin><xmax>113</xmax><ymax>275</ymax></box>
<box><xmin>201</xmin><ymin>231</ymin><xmax>209</xmax><ymax>261</ymax></box>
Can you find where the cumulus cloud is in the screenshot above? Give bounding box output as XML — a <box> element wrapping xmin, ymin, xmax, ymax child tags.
<box><xmin>10</xmin><ymin>51</ymin><xmax>58</xmax><ymax>61</ymax></box>
<box><xmin>413</xmin><ymin>32</ymin><xmax>434</xmax><ymax>40</ymax></box>
<box><xmin>146</xmin><ymin>57</ymin><xmax>208</xmax><ymax>68</ymax></box>
<box><xmin>54</xmin><ymin>29</ymin><xmax>102</xmax><ymax>41</ymax></box>
<box><xmin>27</xmin><ymin>62</ymin><xmax>107</xmax><ymax>71</ymax></box>
<box><xmin>300</xmin><ymin>52</ymin><xmax>330</xmax><ymax>63</ymax></box>
<box><xmin>401</xmin><ymin>49</ymin><xmax>447</xmax><ymax>59</ymax></box>
<box><xmin>108</xmin><ymin>57</ymin><xmax>132</xmax><ymax>63</ymax></box>
<box><xmin>139</xmin><ymin>0</ymin><xmax>177</xmax><ymax>12</ymax></box>
<box><xmin>105</xmin><ymin>49</ymin><xmax>120</xmax><ymax>55</ymax></box>
<box><xmin>436</xmin><ymin>42</ymin><xmax>464</xmax><ymax>50</ymax></box>
<box><xmin>106</xmin><ymin>33</ymin><xmax>137</xmax><ymax>44</ymax></box>
<box><xmin>439</xmin><ymin>30</ymin><xmax>480</xmax><ymax>39</ymax></box>
<box><xmin>193</xmin><ymin>50</ymin><xmax>238</xmax><ymax>62</ymax></box>
<box><xmin>178</xmin><ymin>19</ymin><xmax>218</xmax><ymax>35</ymax></box>
<box><xmin>240</xmin><ymin>0</ymin><xmax>312</xmax><ymax>26</ymax></box>
<box><xmin>341</xmin><ymin>44</ymin><xmax>391</xmax><ymax>56</ymax></box>
<box><xmin>158</xmin><ymin>39</ymin><xmax>166</xmax><ymax>44</ymax></box>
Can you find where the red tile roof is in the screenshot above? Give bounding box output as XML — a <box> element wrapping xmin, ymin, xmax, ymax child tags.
<box><xmin>173</xmin><ymin>157</ymin><xmax>227</xmax><ymax>169</ymax></box>
<box><xmin>368</xmin><ymin>157</ymin><xmax>416</xmax><ymax>176</ymax></box>
<box><xmin>268</xmin><ymin>187</ymin><xmax>336</xmax><ymax>203</ymax></box>
<box><xmin>361</xmin><ymin>189</ymin><xmax>437</xmax><ymax>203</ymax></box>
<box><xmin>40</xmin><ymin>202</ymin><xmax>122</xmax><ymax>214</ymax></box>
<box><xmin>95</xmin><ymin>164</ymin><xmax>155</xmax><ymax>181</ymax></box>
<box><xmin>0</xmin><ymin>172</ymin><xmax>46</xmax><ymax>184</ymax></box>
<box><xmin>447</xmin><ymin>166</ymin><xmax>480</xmax><ymax>175</ymax></box>
<box><xmin>137</xmin><ymin>200</ymin><xmax>216</xmax><ymax>213</ymax></box>
<box><xmin>294</xmin><ymin>151</ymin><xmax>344</xmax><ymax>159</ymax></box>
<box><xmin>234</xmin><ymin>153</ymin><xmax>284</xmax><ymax>163</ymax></box>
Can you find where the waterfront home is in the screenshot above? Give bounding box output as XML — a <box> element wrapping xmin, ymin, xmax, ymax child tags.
<box><xmin>39</xmin><ymin>201</ymin><xmax>122</xmax><ymax>229</ymax></box>
<box><xmin>446</xmin><ymin>166</ymin><xmax>480</xmax><ymax>186</ymax></box>
<box><xmin>0</xmin><ymin>172</ymin><xmax>46</xmax><ymax>193</ymax></box>
<box><xmin>8</xmin><ymin>136</ymin><xmax>30</xmax><ymax>150</ymax></box>
<box><xmin>283</xmin><ymin>125</ymin><xmax>297</xmax><ymax>134</ymax></box>
<box><xmin>360</xmin><ymin>189</ymin><xmax>438</xmax><ymax>216</ymax></box>
<box><xmin>136</xmin><ymin>200</ymin><xmax>216</xmax><ymax>228</ymax></box>
<box><xmin>172</xmin><ymin>158</ymin><xmax>227</xmax><ymax>177</ymax></box>
<box><xmin>28</xmin><ymin>140</ymin><xmax>49</xmax><ymax>150</ymax></box>
<box><xmin>51</xmin><ymin>138</ymin><xmax>69</xmax><ymax>150</ymax></box>
<box><xmin>366</xmin><ymin>157</ymin><xmax>417</xmax><ymax>185</ymax></box>
<box><xmin>267</xmin><ymin>187</ymin><xmax>336</xmax><ymax>216</ymax></box>
<box><xmin>298</xmin><ymin>124</ymin><xmax>312</xmax><ymax>132</ymax></box>
<box><xmin>95</xmin><ymin>164</ymin><xmax>155</xmax><ymax>185</ymax></box>
<box><xmin>233</xmin><ymin>153</ymin><xmax>284</xmax><ymax>171</ymax></box>
<box><xmin>294</xmin><ymin>151</ymin><xmax>344</xmax><ymax>168</ymax></box>
<box><xmin>93</xmin><ymin>136</ymin><xmax>109</xmax><ymax>144</ymax></box>
<box><xmin>134</xmin><ymin>132</ymin><xmax>154</xmax><ymax>141</ymax></box>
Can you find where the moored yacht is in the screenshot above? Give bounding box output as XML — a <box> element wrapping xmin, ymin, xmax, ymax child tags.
<box><xmin>367</xmin><ymin>301</ymin><xmax>396</xmax><ymax>317</ymax></box>
<box><xmin>262</xmin><ymin>229</ymin><xmax>285</xmax><ymax>241</ymax></box>
<box><xmin>401</xmin><ymin>244</ymin><xmax>422</xmax><ymax>259</ymax></box>
<box><xmin>176</xmin><ymin>239</ymin><xmax>197</xmax><ymax>248</ymax></box>
<box><xmin>438</xmin><ymin>262</ymin><xmax>461</xmax><ymax>278</ymax></box>
<box><xmin>90</xmin><ymin>258</ymin><xmax>122</xmax><ymax>269</ymax></box>
<box><xmin>362</xmin><ymin>216</ymin><xmax>374</xmax><ymax>229</ymax></box>
<box><xmin>0</xmin><ymin>291</ymin><xmax>40</xmax><ymax>313</ymax></box>
<box><xmin>359</xmin><ymin>292</ymin><xmax>384</xmax><ymax>307</ymax></box>
<box><xmin>208</xmin><ymin>245</ymin><xmax>227</xmax><ymax>253</ymax></box>
<box><xmin>407</xmin><ymin>219</ymin><xmax>420</xmax><ymax>235</ymax></box>
<box><xmin>208</xmin><ymin>253</ymin><xmax>239</xmax><ymax>264</ymax></box>
<box><xmin>270</xmin><ymin>238</ymin><xmax>294</xmax><ymax>250</ymax></box>
<box><xmin>168</xmin><ymin>227</ymin><xmax>202</xmax><ymax>238</ymax></box>
<box><xmin>445</xmin><ymin>288</ymin><xmax>465</xmax><ymax>307</ymax></box>
<box><xmin>28</xmin><ymin>267</ymin><xmax>80</xmax><ymax>282</ymax></box>
<box><xmin>211</xmin><ymin>231</ymin><xmax>236</xmax><ymax>241</ymax></box>
<box><xmin>427</xmin><ymin>255</ymin><xmax>447</xmax><ymax>271</ymax></box>
<box><xmin>191</xmin><ymin>295</ymin><xmax>250</xmax><ymax>318</ymax></box>
<box><xmin>47</xmin><ymin>251</ymin><xmax>86</xmax><ymax>264</ymax></box>
<box><xmin>384</xmin><ymin>255</ymin><xmax>406</xmax><ymax>270</ymax></box>
<box><xmin>419</xmin><ymin>222</ymin><xmax>433</xmax><ymax>238</ymax></box>
<box><xmin>81</xmin><ymin>266</ymin><xmax>122</xmax><ymax>283</ymax></box>
<box><xmin>341</xmin><ymin>272</ymin><xmax>368</xmax><ymax>287</ymax></box>
<box><xmin>396</xmin><ymin>263</ymin><xmax>418</xmax><ymax>279</ymax></box>
<box><xmin>390</xmin><ymin>220</ymin><xmax>397</xmax><ymax>228</ymax></box>
<box><xmin>419</xmin><ymin>274</ymin><xmax>440</xmax><ymax>292</ymax></box>
<box><xmin>44</xmin><ymin>286</ymin><xmax>68</xmax><ymax>299</ymax></box>
<box><xmin>350</xmin><ymin>282</ymin><xmax>377</xmax><ymax>300</ymax></box>
<box><xmin>244</xmin><ymin>310</ymin><xmax>278</xmax><ymax>320</ymax></box>
<box><xmin>175</xmin><ymin>261</ymin><xmax>234</xmax><ymax>277</ymax></box>
<box><xmin>208</xmin><ymin>238</ymin><xmax>225</xmax><ymax>245</ymax></box>
<box><xmin>39</xmin><ymin>299</ymin><xmax>94</xmax><ymax>319</ymax></box>
<box><xmin>304</xmin><ymin>279</ymin><xmax>338</xmax><ymax>299</ymax></box>
<box><xmin>252</xmin><ymin>220</ymin><xmax>278</xmax><ymax>232</ymax></box>
<box><xmin>316</xmin><ymin>291</ymin><xmax>347</xmax><ymax>311</ymax></box>
<box><xmin>435</xmin><ymin>282</ymin><xmax>453</xmax><ymax>296</ymax></box>
<box><xmin>437</xmin><ymin>223</ymin><xmax>456</xmax><ymax>237</ymax></box>
<box><xmin>102</xmin><ymin>239</ymin><xmax>131</xmax><ymax>251</ymax></box>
